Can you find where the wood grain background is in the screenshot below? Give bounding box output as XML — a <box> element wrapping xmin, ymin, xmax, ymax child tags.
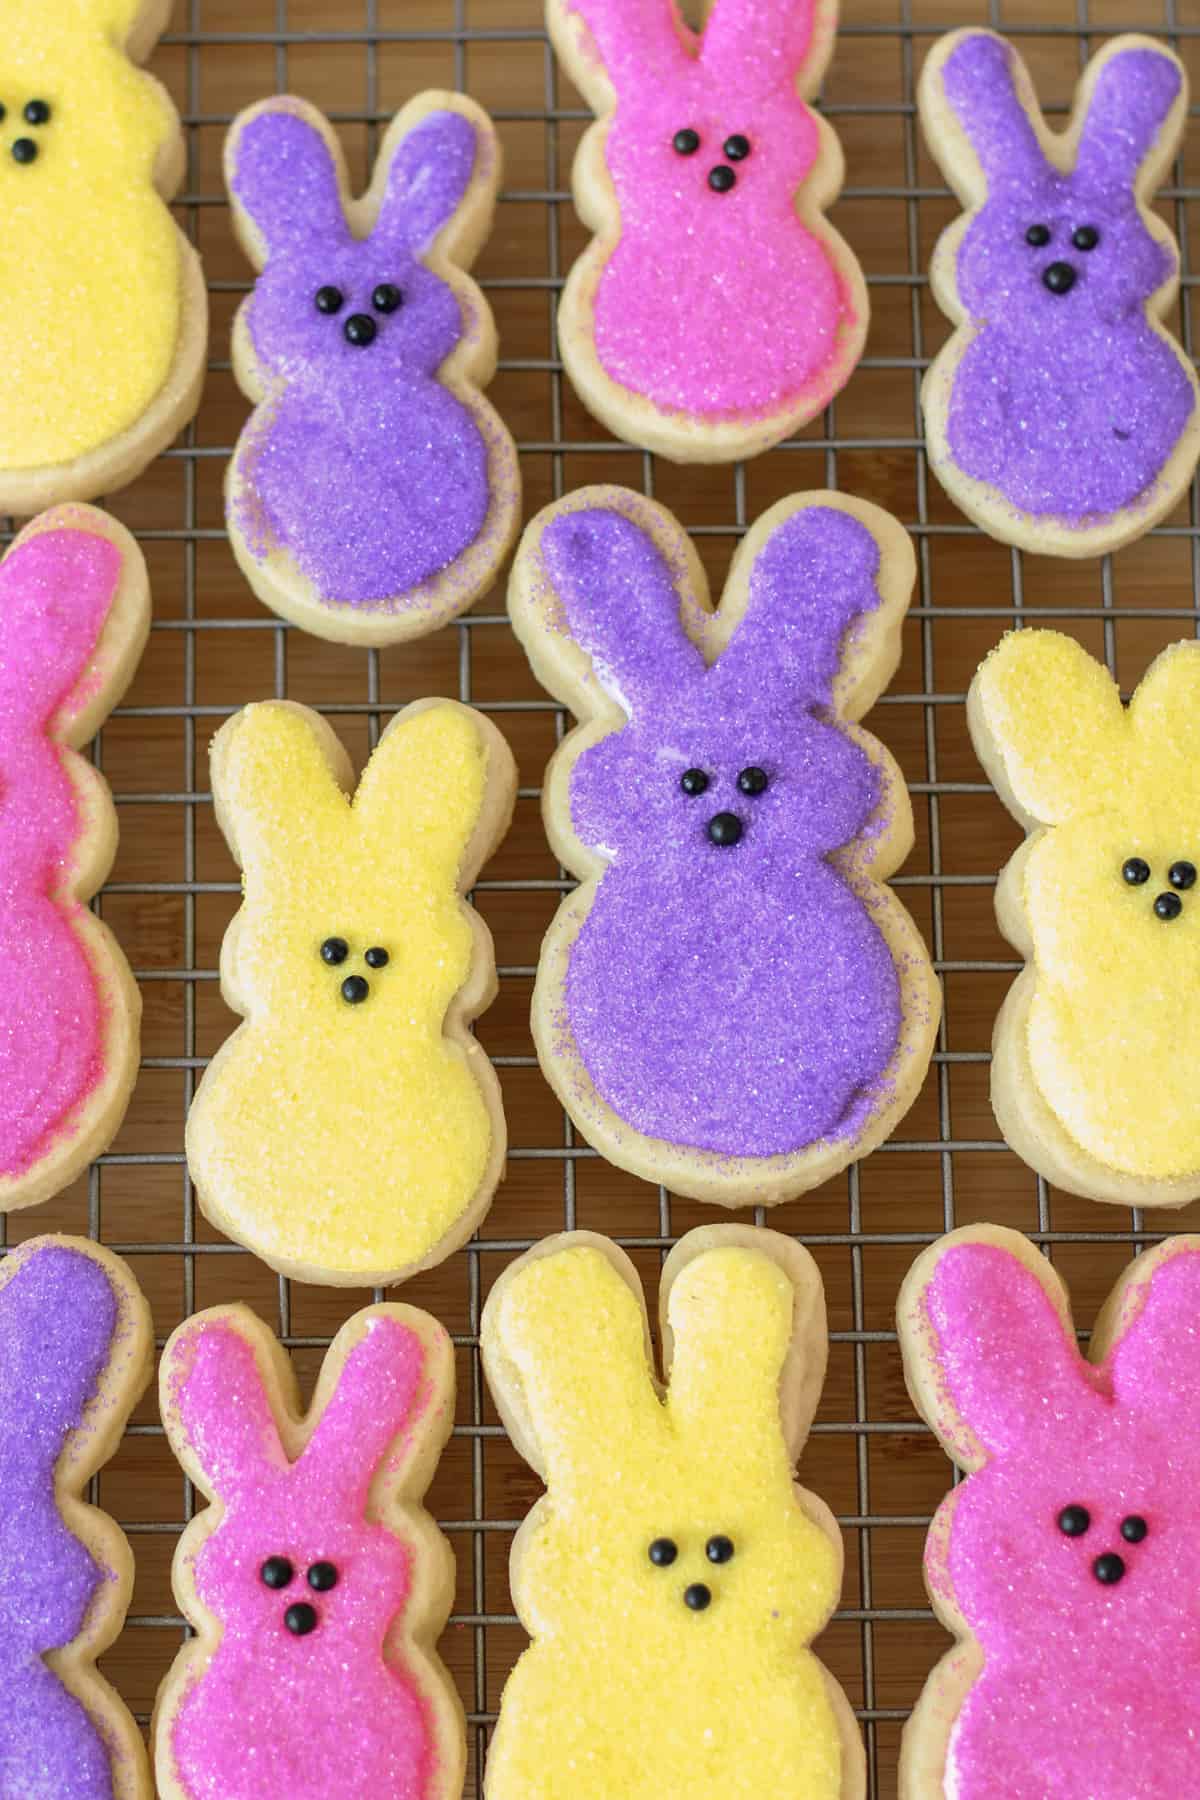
<box><xmin>20</xmin><ymin>0</ymin><xmax>1200</xmax><ymax>1793</ymax></box>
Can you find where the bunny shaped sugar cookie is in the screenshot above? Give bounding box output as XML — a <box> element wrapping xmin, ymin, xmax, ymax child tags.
<box><xmin>970</xmin><ymin>630</ymin><xmax>1200</xmax><ymax>1206</ymax></box>
<box><xmin>0</xmin><ymin>1235</ymin><xmax>153</xmax><ymax>1799</ymax></box>
<box><xmin>0</xmin><ymin>508</ymin><xmax>148</xmax><ymax>1214</ymax></box>
<box><xmin>920</xmin><ymin>31</ymin><xmax>1200</xmax><ymax>555</ymax></box>
<box><xmin>0</xmin><ymin>0</ymin><xmax>207</xmax><ymax>512</ymax></box>
<box><xmin>551</xmin><ymin>0</ymin><xmax>867</xmax><ymax>462</ymax></box>
<box><xmin>186</xmin><ymin>698</ymin><xmax>516</xmax><ymax>1284</ymax></box>
<box><xmin>225</xmin><ymin>93</ymin><xmax>520</xmax><ymax>645</ymax></box>
<box><xmin>510</xmin><ymin>487</ymin><xmax>939</xmax><ymax>1206</ymax></box>
<box><xmin>482</xmin><ymin>1227</ymin><xmax>864</xmax><ymax>1799</ymax></box>
<box><xmin>155</xmin><ymin>1301</ymin><xmax>463</xmax><ymax>1800</ymax></box>
<box><xmin>899</xmin><ymin>1225</ymin><xmax>1200</xmax><ymax>1797</ymax></box>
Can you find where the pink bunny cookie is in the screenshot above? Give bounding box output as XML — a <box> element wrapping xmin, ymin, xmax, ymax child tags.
<box><xmin>509</xmin><ymin>486</ymin><xmax>939</xmax><ymax>1206</ymax></box>
<box><xmin>550</xmin><ymin>0</ymin><xmax>868</xmax><ymax>462</ymax></box>
<box><xmin>920</xmin><ymin>31</ymin><xmax>1200</xmax><ymax>555</ymax></box>
<box><xmin>0</xmin><ymin>507</ymin><xmax>148</xmax><ymax>1213</ymax></box>
<box><xmin>154</xmin><ymin>1301</ymin><xmax>463</xmax><ymax>1800</ymax></box>
<box><xmin>225</xmin><ymin>92</ymin><xmax>520</xmax><ymax>645</ymax></box>
<box><xmin>898</xmin><ymin>1225</ymin><xmax>1200</xmax><ymax>1796</ymax></box>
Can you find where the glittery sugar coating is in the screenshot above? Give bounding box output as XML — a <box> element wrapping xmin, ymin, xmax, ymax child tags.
<box><xmin>0</xmin><ymin>529</ymin><xmax>123</xmax><ymax>1178</ymax></box>
<box><xmin>164</xmin><ymin>1311</ymin><xmax>452</xmax><ymax>1798</ymax></box>
<box><xmin>484</xmin><ymin>1239</ymin><xmax>845</xmax><ymax>1797</ymax></box>
<box><xmin>229</xmin><ymin>107</ymin><xmax>493</xmax><ymax>604</ymax></box>
<box><xmin>0</xmin><ymin>1243</ymin><xmax>121</xmax><ymax>1795</ymax></box>
<box><xmin>564</xmin><ymin>0</ymin><xmax>859</xmax><ymax>419</ymax></box>
<box><xmin>971</xmin><ymin>630</ymin><xmax>1200</xmax><ymax>1180</ymax></box>
<box><xmin>938</xmin><ymin>33</ymin><xmax>1193</xmax><ymax>521</ymax></box>
<box><xmin>0</xmin><ymin>4</ymin><xmax>182</xmax><ymax>469</ymax></box>
<box><xmin>918</xmin><ymin>1239</ymin><xmax>1200</xmax><ymax>1794</ymax></box>
<box><xmin>542</xmin><ymin>504</ymin><xmax>901</xmax><ymax>1158</ymax></box>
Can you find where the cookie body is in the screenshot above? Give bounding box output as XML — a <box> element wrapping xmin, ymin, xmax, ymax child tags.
<box><xmin>899</xmin><ymin>1225</ymin><xmax>1200</xmax><ymax>1796</ymax></box>
<box><xmin>0</xmin><ymin>1235</ymin><xmax>153</xmax><ymax>1798</ymax></box>
<box><xmin>154</xmin><ymin>1302</ymin><xmax>463</xmax><ymax>1800</ymax></box>
<box><xmin>224</xmin><ymin>92</ymin><xmax>520</xmax><ymax>645</ymax></box>
<box><xmin>0</xmin><ymin>0</ymin><xmax>207</xmax><ymax>511</ymax></box>
<box><xmin>550</xmin><ymin>0</ymin><xmax>867</xmax><ymax>462</ymax></box>
<box><xmin>185</xmin><ymin>698</ymin><xmax>516</xmax><ymax>1284</ymax></box>
<box><xmin>970</xmin><ymin>628</ymin><xmax>1200</xmax><ymax>1205</ymax></box>
<box><xmin>920</xmin><ymin>30</ymin><xmax>1200</xmax><ymax>555</ymax></box>
<box><xmin>509</xmin><ymin>486</ymin><xmax>939</xmax><ymax>1205</ymax></box>
<box><xmin>0</xmin><ymin>508</ymin><xmax>148</xmax><ymax>1214</ymax></box>
<box><xmin>482</xmin><ymin>1226</ymin><xmax>864</xmax><ymax>1798</ymax></box>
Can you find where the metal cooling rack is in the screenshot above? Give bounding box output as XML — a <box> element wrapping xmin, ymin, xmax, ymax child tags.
<box><xmin>12</xmin><ymin>0</ymin><xmax>1198</xmax><ymax>1794</ymax></box>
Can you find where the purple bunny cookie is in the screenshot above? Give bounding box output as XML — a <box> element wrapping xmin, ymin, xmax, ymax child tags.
<box><xmin>0</xmin><ymin>1235</ymin><xmax>152</xmax><ymax>1799</ymax></box>
<box><xmin>225</xmin><ymin>92</ymin><xmax>520</xmax><ymax>646</ymax></box>
<box><xmin>920</xmin><ymin>31</ymin><xmax>1200</xmax><ymax>556</ymax></box>
<box><xmin>509</xmin><ymin>487</ymin><xmax>940</xmax><ymax>1207</ymax></box>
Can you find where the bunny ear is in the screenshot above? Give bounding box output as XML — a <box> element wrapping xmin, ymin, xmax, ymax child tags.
<box><xmin>700</xmin><ymin>0</ymin><xmax>816</xmax><ymax>92</ymax></box>
<box><xmin>211</xmin><ymin>703</ymin><xmax>353</xmax><ymax>883</ymax></box>
<box><xmin>375</xmin><ymin>107</ymin><xmax>479</xmax><ymax>254</ymax></box>
<box><xmin>1127</xmin><ymin>642</ymin><xmax>1200</xmax><ymax>789</ymax></box>
<box><xmin>0</xmin><ymin>527</ymin><xmax>122</xmax><ymax>732</ymax></box>
<box><xmin>161</xmin><ymin>1314</ymin><xmax>290</xmax><ymax>1500</ymax></box>
<box><xmin>934</xmin><ymin>31</ymin><xmax>1050</xmax><ymax>189</ymax></box>
<box><xmin>302</xmin><ymin>1310</ymin><xmax>446</xmax><ymax>1507</ymax></box>
<box><xmin>554</xmin><ymin>0</ymin><xmax>691</xmax><ymax>85</ymax></box>
<box><xmin>663</xmin><ymin>1243</ymin><xmax>800</xmax><ymax>1480</ymax></box>
<box><xmin>535</xmin><ymin>500</ymin><xmax>707</xmax><ymax>718</ymax></box>
<box><xmin>0</xmin><ymin>1242</ymin><xmax>118</xmax><ymax>1469</ymax></box>
<box><xmin>911</xmin><ymin>1235</ymin><xmax>1104</xmax><ymax>1463</ymax></box>
<box><xmin>1075</xmin><ymin>42</ymin><xmax>1183</xmax><ymax>195</ymax></box>
<box><xmin>226</xmin><ymin>101</ymin><xmax>349</xmax><ymax>261</ymax></box>
<box><xmin>482</xmin><ymin>1239</ymin><xmax>665</xmax><ymax>1496</ymax></box>
<box><xmin>967</xmin><ymin>630</ymin><xmax>1123</xmax><ymax>827</ymax></box>
<box><xmin>709</xmin><ymin>500</ymin><xmax>892</xmax><ymax>712</ymax></box>
<box><xmin>353</xmin><ymin>702</ymin><xmax>491</xmax><ymax>883</ymax></box>
<box><xmin>1106</xmin><ymin>1242</ymin><xmax>1200</xmax><ymax>1420</ymax></box>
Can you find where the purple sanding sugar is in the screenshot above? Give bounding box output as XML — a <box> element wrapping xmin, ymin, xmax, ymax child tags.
<box><xmin>0</xmin><ymin>1245</ymin><xmax>119</xmax><ymax>1796</ymax></box>
<box><xmin>939</xmin><ymin>36</ymin><xmax>1193</xmax><ymax>522</ymax></box>
<box><xmin>230</xmin><ymin>107</ymin><xmax>492</xmax><ymax>605</ymax></box>
<box><xmin>543</xmin><ymin>504</ymin><xmax>902</xmax><ymax>1159</ymax></box>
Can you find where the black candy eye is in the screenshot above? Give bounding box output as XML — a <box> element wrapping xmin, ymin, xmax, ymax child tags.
<box><xmin>1120</xmin><ymin>1515</ymin><xmax>1148</xmax><ymax>1544</ymax></box>
<box><xmin>737</xmin><ymin>766</ymin><xmax>768</xmax><ymax>797</ymax></box>
<box><xmin>672</xmin><ymin>128</ymin><xmax>700</xmax><ymax>155</ymax></box>
<box><xmin>372</xmin><ymin>282</ymin><xmax>403</xmax><ymax>314</ymax></box>
<box><xmin>320</xmin><ymin>936</ymin><xmax>349</xmax><ymax>965</ymax></box>
<box><xmin>315</xmin><ymin>285</ymin><xmax>344</xmax><ymax>315</ymax></box>
<box><xmin>723</xmin><ymin>134</ymin><xmax>750</xmax><ymax>161</ymax></box>
<box><xmin>1170</xmin><ymin>861</ymin><xmax>1196</xmax><ymax>890</ymax></box>
<box><xmin>1072</xmin><ymin>225</ymin><xmax>1100</xmax><ymax>251</ymax></box>
<box><xmin>1025</xmin><ymin>223</ymin><xmax>1051</xmax><ymax>247</ymax></box>
<box><xmin>705</xmin><ymin>1534</ymin><xmax>734</xmax><ymax>1564</ymax></box>
<box><xmin>260</xmin><ymin>1556</ymin><xmax>294</xmax><ymax>1588</ymax></box>
<box><xmin>1058</xmin><ymin>1504</ymin><xmax>1090</xmax><ymax>1537</ymax></box>
<box><xmin>1122</xmin><ymin>857</ymin><xmax>1151</xmax><ymax>886</ymax></box>
<box><xmin>364</xmin><ymin>946</ymin><xmax>389</xmax><ymax>969</ymax></box>
<box><xmin>648</xmin><ymin>1537</ymin><xmax>678</xmax><ymax>1566</ymax></box>
<box><xmin>307</xmin><ymin>1561</ymin><xmax>339</xmax><ymax>1591</ymax></box>
<box><xmin>23</xmin><ymin>100</ymin><xmax>50</xmax><ymax>126</ymax></box>
<box><xmin>680</xmin><ymin>768</ymin><xmax>709</xmax><ymax>797</ymax></box>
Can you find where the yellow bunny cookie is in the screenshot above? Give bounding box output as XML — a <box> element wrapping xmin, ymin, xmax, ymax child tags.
<box><xmin>0</xmin><ymin>0</ymin><xmax>206</xmax><ymax>510</ymax></box>
<box><xmin>481</xmin><ymin>1227</ymin><xmax>864</xmax><ymax>1800</ymax></box>
<box><xmin>186</xmin><ymin>698</ymin><xmax>516</xmax><ymax>1285</ymax></box>
<box><xmin>970</xmin><ymin>630</ymin><xmax>1200</xmax><ymax>1205</ymax></box>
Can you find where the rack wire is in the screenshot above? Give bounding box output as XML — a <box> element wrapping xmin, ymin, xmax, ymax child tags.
<box><xmin>12</xmin><ymin>0</ymin><xmax>1198</xmax><ymax>1793</ymax></box>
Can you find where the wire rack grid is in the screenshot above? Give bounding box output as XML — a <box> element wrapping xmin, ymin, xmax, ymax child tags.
<box><xmin>14</xmin><ymin>0</ymin><xmax>1200</xmax><ymax>1795</ymax></box>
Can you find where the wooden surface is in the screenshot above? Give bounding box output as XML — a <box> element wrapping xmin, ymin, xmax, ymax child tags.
<box><xmin>24</xmin><ymin>0</ymin><xmax>1200</xmax><ymax>1794</ymax></box>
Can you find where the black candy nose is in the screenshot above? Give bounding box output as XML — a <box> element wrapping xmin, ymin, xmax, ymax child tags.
<box><xmin>683</xmin><ymin>1583</ymin><xmax>712</xmax><ymax>1611</ymax></box>
<box><xmin>1043</xmin><ymin>261</ymin><xmax>1077</xmax><ymax>295</ymax></box>
<box><xmin>707</xmin><ymin>812</ymin><xmax>743</xmax><ymax>848</ymax></box>
<box><xmin>1155</xmin><ymin>892</ymin><xmax>1183</xmax><ymax>921</ymax></box>
<box><xmin>1092</xmin><ymin>1552</ymin><xmax>1125</xmax><ymax>1585</ymax></box>
<box><xmin>284</xmin><ymin>1601</ymin><xmax>318</xmax><ymax>1635</ymax></box>
<box><xmin>344</xmin><ymin>313</ymin><xmax>377</xmax><ymax>347</ymax></box>
<box><xmin>341</xmin><ymin>974</ymin><xmax>369</xmax><ymax>1004</ymax></box>
<box><xmin>11</xmin><ymin>137</ymin><xmax>37</xmax><ymax>164</ymax></box>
